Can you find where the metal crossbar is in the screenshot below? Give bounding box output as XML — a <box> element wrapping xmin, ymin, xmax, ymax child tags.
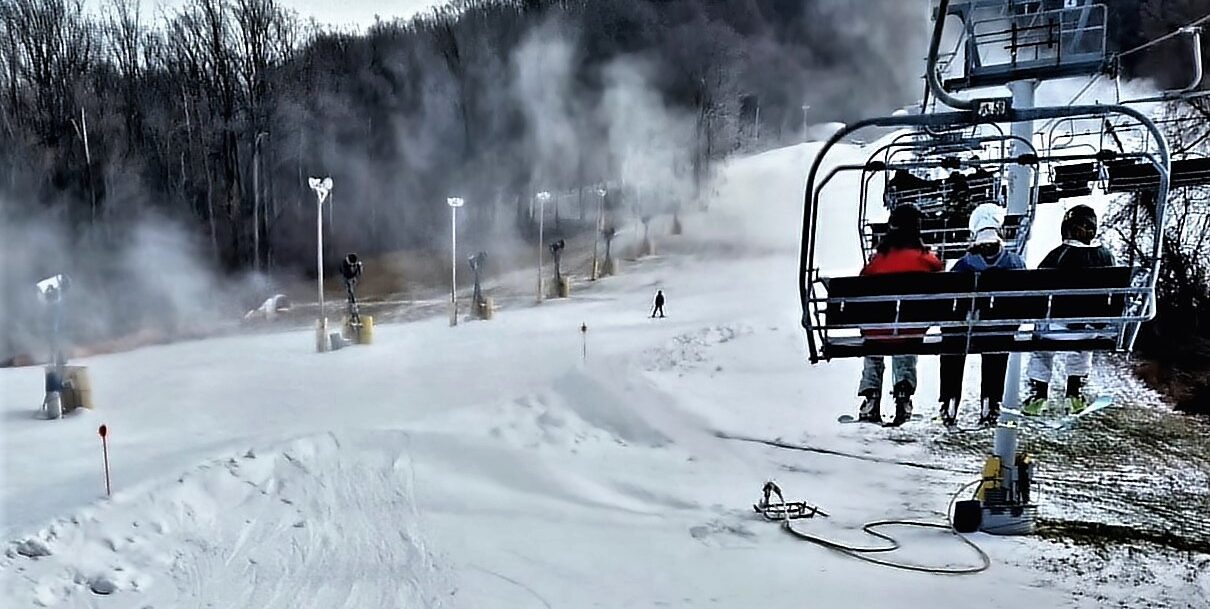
<box><xmin>817</xmin><ymin>285</ymin><xmax>1145</xmax><ymax>305</ymax></box>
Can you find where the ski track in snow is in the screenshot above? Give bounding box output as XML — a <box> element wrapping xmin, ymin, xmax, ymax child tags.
<box><xmin>2</xmin><ymin>141</ymin><xmax>1207</xmax><ymax>608</ymax></box>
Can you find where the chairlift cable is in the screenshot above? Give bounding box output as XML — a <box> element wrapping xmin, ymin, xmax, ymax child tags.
<box><xmin>1117</xmin><ymin>11</ymin><xmax>1210</xmax><ymax>59</ymax></box>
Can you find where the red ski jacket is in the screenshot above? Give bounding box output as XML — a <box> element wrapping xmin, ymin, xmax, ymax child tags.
<box><xmin>860</xmin><ymin>248</ymin><xmax>943</xmax><ymax>276</ymax></box>
<box><xmin>859</xmin><ymin>248</ymin><xmax>943</xmax><ymax>339</ymax></box>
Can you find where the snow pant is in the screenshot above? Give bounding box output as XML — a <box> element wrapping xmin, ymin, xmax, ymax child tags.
<box><xmin>1027</xmin><ymin>351</ymin><xmax>1092</xmax><ymax>383</ymax></box>
<box><xmin>859</xmin><ymin>355</ymin><xmax>917</xmax><ymax>396</ymax></box>
<box><xmin>651</xmin><ymin>305</ymin><xmax>665</xmax><ymax>318</ymax></box>
<box><xmin>939</xmin><ymin>353</ymin><xmax>1009</xmax><ymax>403</ymax></box>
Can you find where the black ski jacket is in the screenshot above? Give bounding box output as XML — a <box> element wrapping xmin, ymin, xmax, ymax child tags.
<box><xmin>1039</xmin><ymin>240</ymin><xmax>1116</xmax><ymax>269</ymax></box>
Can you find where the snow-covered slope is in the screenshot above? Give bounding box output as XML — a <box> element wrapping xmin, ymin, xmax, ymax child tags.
<box><xmin>2</xmin><ymin>142</ymin><xmax>1206</xmax><ymax>608</ymax></box>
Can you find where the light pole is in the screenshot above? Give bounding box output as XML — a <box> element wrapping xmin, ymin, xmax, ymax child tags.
<box><xmin>536</xmin><ymin>191</ymin><xmax>551</xmax><ymax>302</ymax></box>
<box><xmin>308</xmin><ymin>177</ymin><xmax>333</xmax><ymax>352</ymax></box>
<box><xmin>592</xmin><ymin>186</ymin><xmax>606</xmax><ymax>280</ymax></box>
<box><xmin>447</xmin><ymin>197</ymin><xmax>464</xmax><ymax>326</ymax></box>
<box><xmin>253</xmin><ymin>131</ymin><xmax>268</xmax><ymax>272</ymax></box>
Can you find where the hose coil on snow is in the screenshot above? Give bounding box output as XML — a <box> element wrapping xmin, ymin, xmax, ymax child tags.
<box><xmin>754</xmin><ymin>481</ymin><xmax>991</xmax><ymax>575</ymax></box>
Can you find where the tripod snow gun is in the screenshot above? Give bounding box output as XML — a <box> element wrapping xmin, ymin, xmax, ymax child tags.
<box><xmin>339</xmin><ymin>253</ymin><xmax>373</xmax><ymax>345</ymax></box>
<box><xmin>37</xmin><ymin>274</ymin><xmax>91</xmax><ymax>418</ymax></box>
<box><xmin>468</xmin><ymin>251</ymin><xmax>493</xmax><ymax>319</ymax></box>
<box><xmin>952</xmin><ymin>423</ymin><xmax>1038</xmax><ymax>535</ymax></box>
<box><xmin>549</xmin><ymin>239</ymin><xmax>569</xmax><ymax>298</ymax></box>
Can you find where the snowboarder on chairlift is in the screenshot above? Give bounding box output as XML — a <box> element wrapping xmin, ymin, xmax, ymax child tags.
<box><xmin>1022</xmin><ymin>204</ymin><xmax>1116</xmax><ymax>416</ymax></box>
<box><xmin>937</xmin><ymin>203</ymin><xmax>1025</xmax><ymax>427</ymax></box>
<box><xmin>856</xmin><ymin>203</ymin><xmax>944</xmax><ymax>426</ymax></box>
<box><xmin>651</xmin><ymin>290</ymin><xmax>665</xmax><ymax>318</ymax></box>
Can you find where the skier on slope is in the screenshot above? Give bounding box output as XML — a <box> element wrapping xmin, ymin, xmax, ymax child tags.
<box><xmin>1022</xmin><ymin>204</ymin><xmax>1116</xmax><ymax>416</ymax></box>
<box><xmin>937</xmin><ymin>203</ymin><xmax>1025</xmax><ymax>427</ymax></box>
<box><xmin>651</xmin><ymin>290</ymin><xmax>665</xmax><ymax>318</ymax></box>
<box><xmin>855</xmin><ymin>203</ymin><xmax>943</xmax><ymax>427</ymax></box>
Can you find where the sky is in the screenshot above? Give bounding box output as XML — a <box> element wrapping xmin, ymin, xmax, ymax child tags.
<box><xmin>85</xmin><ymin>0</ymin><xmax>448</xmax><ymax>30</ymax></box>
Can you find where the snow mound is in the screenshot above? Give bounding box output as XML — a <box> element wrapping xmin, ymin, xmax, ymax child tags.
<box><xmin>1</xmin><ymin>433</ymin><xmax>451</xmax><ymax>608</ymax></box>
<box><xmin>639</xmin><ymin>324</ymin><xmax>754</xmax><ymax>375</ymax></box>
<box><xmin>416</xmin><ymin>365</ymin><xmax>674</xmax><ymax>450</ymax></box>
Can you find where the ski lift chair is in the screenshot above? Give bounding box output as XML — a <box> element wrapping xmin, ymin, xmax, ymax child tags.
<box><xmin>861</xmin><ymin>129</ymin><xmax>1032</xmax><ymax>261</ymax></box>
<box><xmin>864</xmin><ymin>157</ymin><xmax>1027</xmax><ymax>262</ymax></box>
<box><xmin>800</xmin><ymin>105</ymin><xmax>1169</xmax><ymax>363</ymax></box>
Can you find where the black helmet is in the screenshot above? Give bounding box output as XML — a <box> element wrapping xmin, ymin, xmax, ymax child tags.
<box><xmin>888</xmin><ymin>203</ymin><xmax>922</xmax><ymax>234</ymax></box>
<box><xmin>1061</xmin><ymin>204</ymin><xmax>1098</xmax><ymax>243</ymax></box>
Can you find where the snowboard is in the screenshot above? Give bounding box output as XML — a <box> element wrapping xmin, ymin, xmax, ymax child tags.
<box><xmin>837</xmin><ymin>413</ymin><xmax>923</xmax><ymax>425</ymax></box>
<box><xmin>1000</xmin><ymin>395</ymin><xmax>1114</xmax><ymax>429</ymax></box>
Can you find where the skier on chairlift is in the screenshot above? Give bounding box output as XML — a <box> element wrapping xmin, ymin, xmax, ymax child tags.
<box><xmin>937</xmin><ymin>203</ymin><xmax>1025</xmax><ymax>427</ymax></box>
<box><xmin>1022</xmin><ymin>204</ymin><xmax>1115</xmax><ymax>416</ymax></box>
<box><xmin>856</xmin><ymin>203</ymin><xmax>943</xmax><ymax>426</ymax></box>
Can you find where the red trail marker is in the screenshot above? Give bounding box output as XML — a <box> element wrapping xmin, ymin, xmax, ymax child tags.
<box><xmin>98</xmin><ymin>424</ymin><xmax>111</xmax><ymax>497</ymax></box>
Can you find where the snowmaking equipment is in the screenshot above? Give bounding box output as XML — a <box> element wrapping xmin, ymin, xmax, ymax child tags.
<box><xmin>339</xmin><ymin>253</ymin><xmax>373</xmax><ymax>346</ymax></box>
<box><xmin>37</xmin><ymin>274</ymin><xmax>92</xmax><ymax>419</ymax></box>
<box><xmin>952</xmin><ymin>423</ymin><xmax>1038</xmax><ymax>535</ymax></box>
<box><xmin>600</xmin><ymin>226</ymin><xmax>618</xmax><ymax>277</ymax></box>
<box><xmin>550</xmin><ymin>239</ymin><xmax>570</xmax><ymax>298</ymax></box>
<box><xmin>752</xmin><ymin>479</ymin><xmax>990</xmax><ymax>574</ymax></box>
<box><xmin>469</xmin><ymin>251</ymin><xmax>493</xmax><ymax>320</ymax></box>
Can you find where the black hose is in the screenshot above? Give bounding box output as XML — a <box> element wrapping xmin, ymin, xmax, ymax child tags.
<box><xmin>782</xmin><ymin>519</ymin><xmax>990</xmax><ymax>574</ymax></box>
<box><xmin>756</xmin><ymin>480</ymin><xmax>991</xmax><ymax>575</ymax></box>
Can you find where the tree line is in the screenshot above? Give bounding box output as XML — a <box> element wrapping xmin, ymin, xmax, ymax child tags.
<box><xmin>0</xmin><ymin>0</ymin><xmax>929</xmax><ymax>276</ymax></box>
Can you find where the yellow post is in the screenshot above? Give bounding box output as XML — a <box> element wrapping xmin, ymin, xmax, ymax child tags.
<box><xmin>476</xmin><ymin>297</ymin><xmax>494</xmax><ymax>320</ymax></box>
<box><xmin>977</xmin><ymin>455</ymin><xmax>1002</xmax><ymax>501</ymax></box>
<box><xmin>62</xmin><ymin>365</ymin><xmax>93</xmax><ymax>410</ymax></box>
<box><xmin>358</xmin><ymin>315</ymin><xmax>374</xmax><ymax>345</ymax></box>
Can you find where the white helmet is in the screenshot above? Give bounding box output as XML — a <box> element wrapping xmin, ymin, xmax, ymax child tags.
<box><xmin>968</xmin><ymin>203</ymin><xmax>1006</xmax><ymax>245</ymax></box>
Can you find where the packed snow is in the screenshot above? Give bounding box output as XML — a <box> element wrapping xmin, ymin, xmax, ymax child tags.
<box><xmin>3</xmin><ymin>142</ymin><xmax>1207</xmax><ymax>608</ymax></box>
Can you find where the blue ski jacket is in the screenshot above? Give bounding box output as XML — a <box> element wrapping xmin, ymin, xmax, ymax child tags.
<box><xmin>949</xmin><ymin>247</ymin><xmax>1026</xmax><ymax>273</ymax></box>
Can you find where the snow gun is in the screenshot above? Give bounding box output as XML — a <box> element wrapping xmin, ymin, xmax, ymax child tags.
<box><xmin>952</xmin><ymin>422</ymin><xmax>1038</xmax><ymax>536</ymax></box>
<box><xmin>338</xmin><ymin>253</ymin><xmax>373</xmax><ymax>345</ymax></box>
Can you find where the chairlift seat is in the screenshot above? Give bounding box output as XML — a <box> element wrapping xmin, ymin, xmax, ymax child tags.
<box><xmin>1106</xmin><ymin>157</ymin><xmax>1210</xmax><ymax>192</ymax></box>
<box><xmin>1052</xmin><ymin>162</ymin><xmax>1098</xmax><ymax>187</ymax></box>
<box><xmin>824</xmin><ymin>273</ymin><xmax>975</xmax><ymax>327</ymax></box>
<box><xmin>814</xmin><ymin>266</ymin><xmax>1137</xmax><ymax>358</ymax></box>
<box><xmin>973</xmin><ymin>267</ymin><xmax>1132</xmax><ymax>321</ymax></box>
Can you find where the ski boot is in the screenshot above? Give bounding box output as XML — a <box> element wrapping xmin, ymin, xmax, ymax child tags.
<box><xmin>857</xmin><ymin>389</ymin><xmax>882</xmax><ymax>424</ymax></box>
<box><xmin>1065</xmin><ymin>376</ymin><xmax>1089</xmax><ymax>415</ymax></box>
<box><xmin>977</xmin><ymin>398</ymin><xmax>1001</xmax><ymax>426</ymax></box>
<box><xmin>938</xmin><ymin>398</ymin><xmax>958</xmax><ymax>427</ymax></box>
<box><xmin>1022</xmin><ymin>379</ymin><xmax>1049</xmax><ymax>416</ymax></box>
<box><xmin>885</xmin><ymin>381</ymin><xmax>914</xmax><ymax>427</ymax></box>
